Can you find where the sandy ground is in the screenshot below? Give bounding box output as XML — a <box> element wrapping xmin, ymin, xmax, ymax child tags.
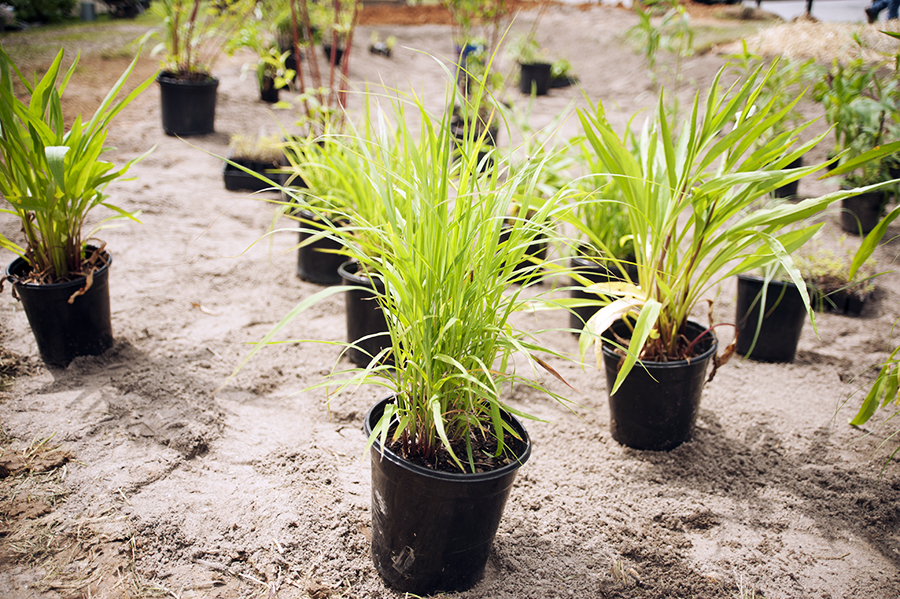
<box><xmin>1</xmin><ymin>4</ymin><xmax>899</xmax><ymax>598</ymax></box>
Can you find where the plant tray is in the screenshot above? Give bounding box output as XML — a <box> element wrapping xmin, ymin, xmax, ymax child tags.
<box><xmin>551</xmin><ymin>75</ymin><xmax>578</xmax><ymax>89</ymax></box>
<box><xmin>812</xmin><ymin>288</ymin><xmax>872</xmax><ymax>317</ymax></box>
<box><xmin>223</xmin><ymin>160</ymin><xmax>281</xmax><ymax>193</ymax></box>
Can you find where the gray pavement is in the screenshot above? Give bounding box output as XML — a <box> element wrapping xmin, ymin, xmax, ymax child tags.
<box><xmin>749</xmin><ymin>0</ymin><xmax>871</xmax><ymax>23</ymax></box>
<box><xmin>557</xmin><ymin>0</ymin><xmax>875</xmax><ymax>24</ymax></box>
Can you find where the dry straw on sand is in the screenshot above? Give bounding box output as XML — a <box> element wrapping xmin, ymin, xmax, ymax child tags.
<box><xmin>718</xmin><ymin>20</ymin><xmax>900</xmax><ymax>64</ymax></box>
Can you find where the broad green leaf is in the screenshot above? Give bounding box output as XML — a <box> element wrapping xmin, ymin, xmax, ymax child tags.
<box><xmin>44</xmin><ymin>146</ymin><xmax>69</xmax><ymax>191</ymax></box>
<box><xmin>610</xmin><ymin>300</ymin><xmax>662</xmax><ymax>394</ymax></box>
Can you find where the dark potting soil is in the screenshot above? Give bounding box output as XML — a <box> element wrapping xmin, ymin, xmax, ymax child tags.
<box><xmin>161</xmin><ymin>70</ymin><xmax>216</xmax><ymax>83</ymax></box>
<box><xmin>604</xmin><ymin>324</ymin><xmax>716</xmax><ymax>364</ymax></box>
<box><xmin>9</xmin><ymin>246</ymin><xmax>110</xmax><ymax>285</ymax></box>
<box><xmin>385</xmin><ymin>423</ymin><xmax>526</xmax><ymax>474</ymax></box>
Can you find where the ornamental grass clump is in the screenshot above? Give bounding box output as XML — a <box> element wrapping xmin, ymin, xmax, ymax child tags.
<box><xmin>577</xmin><ymin>62</ymin><xmax>894</xmax><ymax>393</ymax></box>
<box><xmin>0</xmin><ymin>47</ymin><xmax>154</xmax><ymax>284</ymax></box>
<box><xmin>235</xmin><ymin>73</ymin><xmax>577</xmax><ymax>472</ymax></box>
<box><xmin>356</xmin><ymin>105</ymin><xmax>570</xmax><ymax>471</ymax></box>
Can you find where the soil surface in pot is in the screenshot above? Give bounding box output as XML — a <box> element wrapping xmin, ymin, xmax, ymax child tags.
<box><xmin>1</xmin><ymin>7</ymin><xmax>899</xmax><ymax>599</ymax></box>
<box><xmin>384</xmin><ymin>421</ymin><xmax>525</xmax><ymax>473</ymax></box>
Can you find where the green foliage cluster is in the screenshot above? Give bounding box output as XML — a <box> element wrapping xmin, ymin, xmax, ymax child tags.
<box><xmin>442</xmin><ymin>0</ymin><xmax>507</xmax><ymax>43</ymax></box>
<box><xmin>508</xmin><ymin>35</ymin><xmax>546</xmax><ymax>65</ymax></box>
<box><xmin>727</xmin><ymin>41</ymin><xmax>823</xmax><ymax>141</ymax></box>
<box><xmin>576</xmin><ymin>63</ymin><xmax>873</xmax><ymax>392</ymax></box>
<box><xmin>626</xmin><ymin>0</ymin><xmax>693</xmax><ymax>85</ymax></box>
<box><xmin>851</xmin><ymin>339</ymin><xmax>900</xmax><ymax>467</ymax></box>
<box><xmin>814</xmin><ymin>33</ymin><xmax>900</xmax><ymax>187</ymax></box>
<box><xmin>797</xmin><ymin>240</ymin><xmax>877</xmax><ymax>300</ymax></box>
<box><xmin>0</xmin><ymin>47</ymin><xmax>153</xmax><ymax>283</ymax></box>
<box><xmin>225</xmin><ymin>8</ymin><xmax>295</xmax><ymax>91</ymax></box>
<box><xmin>9</xmin><ymin>0</ymin><xmax>76</xmax><ymax>23</ymax></box>
<box><xmin>228</xmin><ymin>133</ymin><xmax>283</xmax><ymax>164</ymax></box>
<box><xmin>145</xmin><ymin>0</ymin><xmax>255</xmax><ymax>78</ymax></box>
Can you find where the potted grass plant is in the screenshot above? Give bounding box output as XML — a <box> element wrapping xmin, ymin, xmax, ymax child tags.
<box><xmin>276</xmin><ymin>136</ymin><xmax>350</xmax><ymax>286</ymax></box>
<box><xmin>145</xmin><ymin>0</ymin><xmax>253</xmax><ymax>135</ymax></box>
<box><xmin>223</xmin><ymin>132</ymin><xmax>284</xmax><ymax>192</ymax></box>
<box><xmin>798</xmin><ymin>238</ymin><xmax>879</xmax><ymax>316</ymax></box>
<box><xmin>814</xmin><ymin>40</ymin><xmax>900</xmax><ymax>235</ymax></box>
<box><xmin>0</xmin><ymin>48</ymin><xmax>154</xmax><ymax>367</ymax></box>
<box><xmin>502</xmin><ymin>102</ymin><xmax>579</xmax><ymax>286</ymax></box>
<box><xmin>277</xmin><ymin>120</ymin><xmax>395</xmax><ymax>355</ymax></box>
<box><xmin>577</xmin><ymin>63</ymin><xmax>886</xmax><ymax>451</ymax></box>
<box><xmin>231</xmin><ymin>75</ymin><xmax>574</xmax><ymax>594</ymax></box>
<box><xmin>356</xmin><ymin>110</ymin><xmax>566</xmax><ymax>594</ymax></box>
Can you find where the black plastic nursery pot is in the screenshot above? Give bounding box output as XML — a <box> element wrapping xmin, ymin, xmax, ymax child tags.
<box><xmin>568</xmin><ymin>253</ymin><xmax>636</xmax><ymax>332</ymax></box>
<box><xmin>223</xmin><ymin>159</ymin><xmax>281</xmax><ymax>193</ymax></box>
<box><xmin>449</xmin><ymin>117</ymin><xmax>499</xmax><ymax>174</ymax></box>
<box><xmin>772</xmin><ymin>156</ymin><xmax>803</xmax><ymax>199</ymax></box>
<box><xmin>550</xmin><ymin>74</ymin><xmax>577</xmax><ymax>89</ymax></box>
<box><xmin>338</xmin><ymin>261</ymin><xmax>391</xmax><ymax>366</ymax></box>
<box><xmin>735</xmin><ymin>274</ymin><xmax>807</xmax><ymax>363</ymax></box>
<box><xmin>810</xmin><ymin>286</ymin><xmax>870</xmax><ymax>317</ymax></box>
<box><xmin>157</xmin><ymin>72</ymin><xmax>218</xmax><ymax>136</ymax></box>
<box><xmin>321</xmin><ymin>44</ymin><xmax>344</xmax><ymax>66</ymax></box>
<box><xmin>840</xmin><ymin>191</ymin><xmax>887</xmax><ymax>236</ymax></box>
<box><xmin>364</xmin><ymin>396</ymin><xmax>532</xmax><ymax>595</ymax></box>
<box><xmin>601</xmin><ymin>319</ymin><xmax>717</xmax><ymax>451</ymax></box>
<box><xmin>499</xmin><ymin>223</ymin><xmax>547</xmax><ymax>286</ymax></box>
<box><xmin>296</xmin><ymin>210</ymin><xmax>345</xmax><ymax>285</ymax></box>
<box><xmin>369</xmin><ymin>42</ymin><xmax>392</xmax><ymax>57</ymax></box>
<box><xmin>259</xmin><ymin>76</ymin><xmax>279</xmax><ymax>104</ymax></box>
<box><xmin>518</xmin><ymin>61</ymin><xmax>552</xmax><ymax>96</ymax></box>
<box><xmin>6</xmin><ymin>252</ymin><xmax>114</xmax><ymax>368</ymax></box>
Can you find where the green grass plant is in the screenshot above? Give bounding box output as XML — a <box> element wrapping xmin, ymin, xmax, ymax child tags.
<box><xmin>233</xmin><ymin>69</ymin><xmax>578</xmax><ymax>473</ymax></box>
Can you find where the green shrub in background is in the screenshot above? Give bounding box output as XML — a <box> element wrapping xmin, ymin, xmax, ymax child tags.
<box><xmin>10</xmin><ymin>0</ymin><xmax>77</xmax><ymax>23</ymax></box>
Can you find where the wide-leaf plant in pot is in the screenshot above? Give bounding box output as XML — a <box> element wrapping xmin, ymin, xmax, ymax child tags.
<box><xmin>0</xmin><ymin>48</ymin><xmax>154</xmax><ymax>367</ymax></box>
<box><xmin>578</xmin><ymin>63</ymin><xmax>879</xmax><ymax>451</ymax></box>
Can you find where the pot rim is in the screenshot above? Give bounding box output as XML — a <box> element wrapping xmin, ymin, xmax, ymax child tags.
<box><xmin>338</xmin><ymin>260</ymin><xmax>386</xmax><ymax>290</ymax></box>
<box><xmin>295</xmin><ymin>208</ymin><xmax>350</xmax><ymax>228</ymax></box>
<box><xmin>157</xmin><ymin>71</ymin><xmax>219</xmax><ymax>85</ymax></box>
<box><xmin>736</xmin><ymin>273</ymin><xmax>802</xmax><ymax>290</ymax></box>
<box><xmin>363</xmin><ymin>396</ymin><xmax>532</xmax><ymax>483</ymax></box>
<box><xmin>600</xmin><ymin>318</ymin><xmax>718</xmax><ymax>369</ymax></box>
<box><xmin>519</xmin><ymin>60</ymin><xmax>553</xmax><ymax>68</ymax></box>
<box><xmin>5</xmin><ymin>248</ymin><xmax>112</xmax><ymax>290</ymax></box>
<box><xmin>571</xmin><ymin>245</ymin><xmax>637</xmax><ymax>268</ymax></box>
